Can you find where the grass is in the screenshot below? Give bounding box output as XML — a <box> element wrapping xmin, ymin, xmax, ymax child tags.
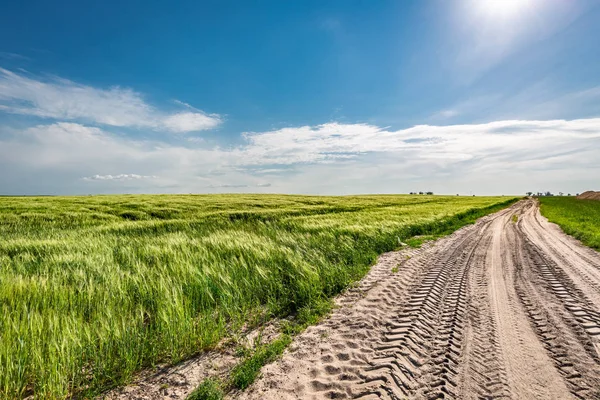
<box><xmin>230</xmin><ymin>334</ymin><xmax>292</xmax><ymax>390</ymax></box>
<box><xmin>187</xmin><ymin>378</ymin><xmax>223</xmax><ymax>400</ymax></box>
<box><xmin>188</xmin><ymin>301</ymin><xmax>331</xmax><ymax>400</ymax></box>
<box><xmin>539</xmin><ymin>196</ymin><xmax>600</xmax><ymax>250</ymax></box>
<box><xmin>0</xmin><ymin>194</ymin><xmax>517</xmax><ymax>398</ymax></box>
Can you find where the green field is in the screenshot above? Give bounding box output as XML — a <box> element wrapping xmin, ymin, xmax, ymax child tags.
<box><xmin>0</xmin><ymin>194</ymin><xmax>516</xmax><ymax>398</ymax></box>
<box><xmin>539</xmin><ymin>197</ymin><xmax>600</xmax><ymax>250</ymax></box>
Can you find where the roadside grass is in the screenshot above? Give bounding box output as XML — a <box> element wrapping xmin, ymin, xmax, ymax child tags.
<box><xmin>0</xmin><ymin>194</ymin><xmax>517</xmax><ymax>398</ymax></box>
<box><xmin>539</xmin><ymin>197</ymin><xmax>600</xmax><ymax>250</ymax></box>
<box><xmin>186</xmin><ymin>334</ymin><xmax>292</xmax><ymax>400</ymax></box>
<box><xmin>230</xmin><ymin>334</ymin><xmax>292</xmax><ymax>390</ymax></box>
<box><xmin>187</xmin><ymin>378</ymin><xmax>223</xmax><ymax>400</ymax></box>
<box><xmin>188</xmin><ymin>298</ymin><xmax>331</xmax><ymax>399</ymax></box>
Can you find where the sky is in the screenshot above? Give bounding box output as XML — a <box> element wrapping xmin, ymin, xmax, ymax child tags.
<box><xmin>1</xmin><ymin>0</ymin><xmax>599</xmax><ymax>196</ymax></box>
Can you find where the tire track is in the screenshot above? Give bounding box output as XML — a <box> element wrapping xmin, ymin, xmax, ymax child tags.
<box><xmin>355</xmin><ymin>219</ymin><xmax>496</xmax><ymax>399</ymax></box>
<box><xmin>239</xmin><ymin>200</ymin><xmax>600</xmax><ymax>400</ymax></box>
<box><xmin>463</xmin><ymin>232</ymin><xmax>511</xmax><ymax>400</ymax></box>
<box><xmin>511</xmin><ymin>215</ymin><xmax>600</xmax><ymax>398</ymax></box>
<box><xmin>487</xmin><ymin>215</ymin><xmax>571</xmax><ymax>400</ymax></box>
<box><xmin>520</xmin><ymin>203</ymin><xmax>600</xmax><ymax>311</ymax></box>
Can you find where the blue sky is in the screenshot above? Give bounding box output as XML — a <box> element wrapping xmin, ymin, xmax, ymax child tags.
<box><xmin>1</xmin><ymin>0</ymin><xmax>599</xmax><ymax>195</ymax></box>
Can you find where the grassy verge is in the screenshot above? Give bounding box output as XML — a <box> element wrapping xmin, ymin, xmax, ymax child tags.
<box><xmin>187</xmin><ymin>299</ymin><xmax>332</xmax><ymax>400</ymax></box>
<box><xmin>0</xmin><ymin>194</ymin><xmax>517</xmax><ymax>398</ymax></box>
<box><xmin>230</xmin><ymin>334</ymin><xmax>292</xmax><ymax>390</ymax></box>
<box><xmin>187</xmin><ymin>378</ymin><xmax>224</xmax><ymax>400</ymax></box>
<box><xmin>187</xmin><ymin>334</ymin><xmax>292</xmax><ymax>400</ymax></box>
<box><xmin>539</xmin><ymin>196</ymin><xmax>600</xmax><ymax>250</ymax></box>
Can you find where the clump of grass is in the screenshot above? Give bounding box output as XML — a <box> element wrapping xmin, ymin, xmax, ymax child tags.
<box><xmin>189</xmin><ymin>299</ymin><xmax>331</xmax><ymax>398</ymax></box>
<box><xmin>539</xmin><ymin>197</ymin><xmax>600</xmax><ymax>250</ymax></box>
<box><xmin>0</xmin><ymin>194</ymin><xmax>517</xmax><ymax>398</ymax></box>
<box><xmin>512</xmin><ymin>214</ymin><xmax>519</xmax><ymax>223</ymax></box>
<box><xmin>230</xmin><ymin>335</ymin><xmax>292</xmax><ymax>390</ymax></box>
<box><xmin>187</xmin><ymin>378</ymin><xmax>223</xmax><ymax>400</ymax></box>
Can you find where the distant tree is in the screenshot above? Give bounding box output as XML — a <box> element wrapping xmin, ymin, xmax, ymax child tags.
<box><xmin>419</xmin><ymin>191</ymin><xmax>423</xmax><ymax>195</ymax></box>
<box><xmin>457</xmin><ymin>194</ymin><xmax>459</xmax><ymax>196</ymax></box>
<box><xmin>526</xmin><ymin>192</ymin><xmax>533</xmax><ymax>196</ymax></box>
<box><xmin>568</xmin><ymin>193</ymin><xmax>571</xmax><ymax>196</ymax></box>
<box><xmin>426</xmin><ymin>191</ymin><xmax>434</xmax><ymax>195</ymax></box>
<box><xmin>559</xmin><ymin>192</ymin><xmax>564</xmax><ymax>196</ymax></box>
<box><xmin>545</xmin><ymin>191</ymin><xmax>553</xmax><ymax>197</ymax></box>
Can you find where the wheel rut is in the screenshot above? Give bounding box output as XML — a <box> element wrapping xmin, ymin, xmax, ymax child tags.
<box><xmin>239</xmin><ymin>200</ymin><xmax>600</xmax><ymax>400</ymax></box>
<box><xmin>511</xmin><ymin>219</ymin><xmax>600</xmax><ymax>398</ymax></box>
<box><xmin>356</xmin><ymin>220</ymin><xmax>497</xmax><ymax>400</ymax></box>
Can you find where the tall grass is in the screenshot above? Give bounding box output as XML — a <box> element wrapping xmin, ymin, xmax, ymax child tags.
<box><xmin>0</xmin><ymin>194</ymin><xmax>516</xmax><ymax>398</ymax></box>
<box><xmin>539</xmin><ymin>196</ymin><xmax>600</xmax><ymax>250</ymax></box>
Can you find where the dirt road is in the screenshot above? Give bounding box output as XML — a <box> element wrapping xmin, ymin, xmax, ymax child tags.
<box><xmin>239</xmin><ymin>200</ymin><xmax>600</xmax><ymax>399</ymax></box>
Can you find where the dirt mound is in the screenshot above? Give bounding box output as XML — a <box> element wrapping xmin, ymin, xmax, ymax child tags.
<box><xmin>577</xmin><ymin>191</ymin><xmax>600</xmax><ymax>200</ymax></box>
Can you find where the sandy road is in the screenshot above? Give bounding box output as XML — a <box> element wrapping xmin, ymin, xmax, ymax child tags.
<box><xmin>239</xmin><ymin>200</ymin><xmax>600</xmax><ymax>400</ymax></box>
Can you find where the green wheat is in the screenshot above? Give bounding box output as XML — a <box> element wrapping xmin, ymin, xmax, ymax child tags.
<box><xmin>0</xmin><ymin>194</ymin><xmax>516</xmax><ymax>398</ymax></box>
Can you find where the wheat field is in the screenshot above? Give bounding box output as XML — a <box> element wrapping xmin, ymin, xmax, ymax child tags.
<box><xmin>0</xmin><ymin>194</ymin><xmax>516</xmax><ymax>398</ymax></box>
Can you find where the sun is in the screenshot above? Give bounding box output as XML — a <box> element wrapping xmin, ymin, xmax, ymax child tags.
<box><xmin>475</xmin><ymin>0</ymin><xmax>532</xmax><ymax>18</ymax></box>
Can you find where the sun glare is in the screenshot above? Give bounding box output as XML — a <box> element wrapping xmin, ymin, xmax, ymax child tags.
<box><xmin>476</xmin><ymin>0</ymin><xmax>531</xmax><ymax>18</ymax></box>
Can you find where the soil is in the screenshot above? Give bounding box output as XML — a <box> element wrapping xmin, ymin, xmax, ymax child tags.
<box><xmin>239</xmin><ymin>199</ymin><xmax>600</xmax><ymax>399</ymax></box>
<box><xmin>577</xmin><ymin>191</ymin><xmax>600</xmax><ymax>200</ymax></box>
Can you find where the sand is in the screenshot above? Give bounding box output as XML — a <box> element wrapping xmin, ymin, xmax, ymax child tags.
<box><xmin>239</xmin><ymin>200</ymin><xmax>600</xmax><ymax>399</ymax></box>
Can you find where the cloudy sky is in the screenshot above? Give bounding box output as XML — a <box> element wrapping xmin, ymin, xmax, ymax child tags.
<box><xmin>1</xmin><ymin>0</ymin><xmax>599</xmax><ymax>195</ymax></box>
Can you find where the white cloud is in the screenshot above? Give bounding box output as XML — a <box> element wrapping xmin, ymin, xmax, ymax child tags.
<box><xmin>83</xmin><ymin>174</ymin><xmax>157</xmax><ymax>181</ymax></box>
<box><xmin>207</xmin><ymin>184</ymin><xmax>249</xmax><ymax>188</ymax></box>
<box><xmin>0</xmin><ymin>122</ymin><xmax>257</xmax><ymax>194</ymax></box>
<box><xmin>0</xmin><ymin>118</ymin><xmax>599</xmax><ymax>195</ymax></box>
<box><xmin>162</xmin><ymin>112</ymin><xmax>221</xmax><ymax>133</ymax></box>
<box><xmin>239</xmin><ymin>119</ymin><xmax>600</xmax><ymax>169</ymax></box>
<box><xmin>0</xmin><ymin>68</ymin><xmax>221</xmax><ymax>133</ymax></box>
